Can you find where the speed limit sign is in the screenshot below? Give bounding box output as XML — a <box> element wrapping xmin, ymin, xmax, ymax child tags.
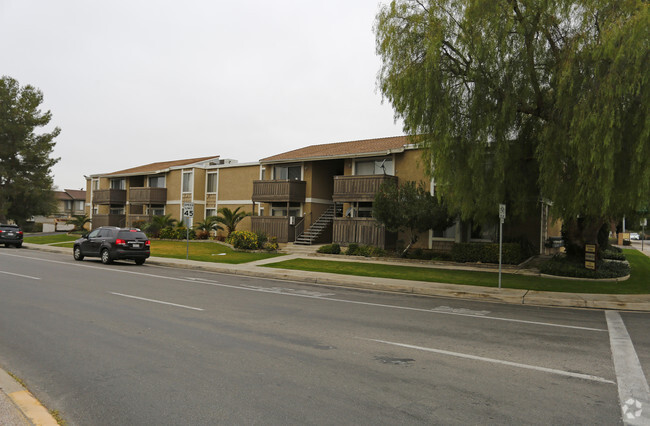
<box><xmin>183</xmin><ymin>202</ymin><xmax>194</xmax><ymax>217</ymax></box>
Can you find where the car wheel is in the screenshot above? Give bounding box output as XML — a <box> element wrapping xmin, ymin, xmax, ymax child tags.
<box><xmin>135</xmin><ymin>259</ymin><xmax>145</xmax><ymax>265</ymax></box>
<box><xmin>4</xmin><ymin>243</ymin><xmax>9</xmax><ymax>248</ymax></box>
<box><xmin>15</xmin><ymin>243</ymin><xmax>22</xmax><ymax>248</ymax></box>
<box><xmin>73</xmin><ymin>246</ymin><xmax>84</xmax><ymax>261</ymax></box>
<box><xmin>101</xmin><ymin>248</ymin><xmax>112</xmax><ymax>265</ymax></box>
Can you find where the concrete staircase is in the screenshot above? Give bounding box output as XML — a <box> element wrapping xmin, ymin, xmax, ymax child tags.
<box><xmin>294</xmin><ymin>205</ymin><xmax>338</xmax><ymax>245</ymax></box>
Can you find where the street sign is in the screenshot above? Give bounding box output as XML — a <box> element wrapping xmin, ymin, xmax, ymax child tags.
<box><xmin>183</xmin><ymin>202</ymin><xmax>194</xmax><ymax>217</ymax></box>
<box><xmin>642</xmin><ymin>218</ymin><xmax>647</xmax><ymax>227</ymax></box>
<box><xmin>498</xmin><ymin>204</ymin><xmax>506</xmax><ymax>289</ymax></box>
<box><xmin>499</xmin><ymin>204</ymin><xmax>506</xmax><ymax>220</ymax></box>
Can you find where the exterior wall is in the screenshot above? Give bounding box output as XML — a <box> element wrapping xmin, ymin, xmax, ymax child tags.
<box><xmin>395</xmin><ymin>149</ymin><xmax>427</xmax><ymax>183</ymax></box>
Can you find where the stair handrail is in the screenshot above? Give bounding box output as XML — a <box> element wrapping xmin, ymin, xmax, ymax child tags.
<box><xmin>294</xmin><ymin>216</ymin><xmax>305</xmax><ymax>241</ymax></box>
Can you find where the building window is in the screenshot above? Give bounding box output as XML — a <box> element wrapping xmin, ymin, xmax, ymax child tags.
<box><xmin>149</xmin><ymin>176</ymin><xmax>165</xmax><ymax>188</ymax></box>
<box><xmin>433</xmin><ymin>223</ymin><xmax>456</xmax><ymax>239</ymax></box>
<box><xmin>77</xmin><ymin>201</ymin><xmax>84</xmax><ymax>211</ymax></box>
<box><xmin>357</xmin><ymin>202</ymin><xmax>373</xmax><ymax>218</ymax></box>
<box><xmin>148</xmin><ymin>205</ymin><xmax>165</xmax><ymax>216</ymax></box>
<box><xmin>182</xmin><ymin>171</ymin><xmax>193</xmax><ymax>193</ymax></box>
<box><xmin>273</xmin><ymin>165</ymin><xmax>301</xmax><ymax>180</ymax></box>
<box><xmin>92</xmin><ymin>179</ymin><xmax>99</xmax><ymax>190</ymax></box>
<box><xmin>271</xmin><ymin>202</ymin><xmax>300</xmax><ymax>217</ymax></box>
<box><xmin>109</xmin><ymin>206</ymin><xmax>125</xmax><ymax>215</ymax></box>
<box><xmin>110</xmin><ymin>178</ymin><xmax>125</xmax><ymax>190</ymax></box>
<box><xmin>355</xmin><ymin>158</ymin><xmax>393</xmax><ymax>176</ymax></box>
<box><xmin>206</xmin><ymin>208</ymin><xmax>217</xmax><ymax>218</ymax></box>
<box><xmin>207</xmin><ymin>173</ymin><xmax>218</xmax><ymax>193</ymax></box>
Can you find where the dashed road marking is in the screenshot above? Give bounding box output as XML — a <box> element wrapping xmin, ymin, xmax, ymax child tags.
<box><xmin>109</xmin><ymin>292</ymin><xmax>204</xmax><ymax>311</ymax></box>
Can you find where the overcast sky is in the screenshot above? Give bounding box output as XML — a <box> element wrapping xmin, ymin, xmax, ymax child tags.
<box><xmin>1</xmin><ymin>0</ymin><xmax>404</xmax><ymax>191</ymax></box>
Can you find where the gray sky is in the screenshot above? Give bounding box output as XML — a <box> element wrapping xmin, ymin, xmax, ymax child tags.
<box><xmin>1</xmin><ymin>0</ymin><xmax>403</xmax><ymax>191</ymax></box>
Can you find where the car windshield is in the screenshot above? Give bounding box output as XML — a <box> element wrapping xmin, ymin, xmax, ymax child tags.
<box><xmin>117</xmin><ymin>231</ymin><xmax>147</xmax><ymax>240</ymax></box>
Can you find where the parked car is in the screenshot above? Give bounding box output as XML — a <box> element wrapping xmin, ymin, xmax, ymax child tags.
<box><xmin>0</xmin><ymin>224</ymin><xmax>23</xmax><ymax>248</ymax></box>
<box><xmin>630</xmin><ymin>232</ymin><xmax>640</xmax><ymax>240</ymax></box>
<box><xmin>73</xmin><ymin>227</ymin><xmax>150</xmax><ymax>265</ymax></box>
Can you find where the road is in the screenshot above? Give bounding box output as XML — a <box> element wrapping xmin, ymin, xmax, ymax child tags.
<box><xmin>0</xmin><ymin>248</ymin><xmax>648</xmax><ymax>425</ymax></box>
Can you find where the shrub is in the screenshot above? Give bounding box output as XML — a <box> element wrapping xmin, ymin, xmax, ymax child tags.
<box><xmin>227</xmin><ymin>230</ymin><xmax>259</xmax><ymax>250</ymax></box>
<box><xmin>345</xmin><ymin>243</ymin><xmax>360</xmax><ymax>255</ymax></box>
<box><xmin>602</xmin><ymin>248</ymin><xmax>626</xmax><ymax>261</ymax></box>
<box><xmin>195</xmin><ymin>230</ymin><xmax>210</xmax><ymax>240</ymax></box>
<box><xmin>344</xmin><ymin>244</ymin><xmax>385</xmax><ymax>257</ymax></box>
<box><xmin>159</xmin><ymin>227</ymin><xmax>195</xmax><ymax>240</ymax></box>
<box><xmin>318</xmin><ymin>244</ymin><xmax>341</xmax><ymax>254</ymax></box>
<box><xmin>256</xmin><ymin>232</ymin><xmax>269</xmax><ymax>247</ymax></box>
<box><xmin>404</xmin><ymin>248</ymin><xmax>452</xmax><ymax>261</ymax></box>
<box><xmin>540</xmin><ymin>255</ymin><xmax>630</xmax><ymax>279</ymax></box>
<box><xmin>451</xmin><ymin>242</ymin><xmax>523</xmax><ymax>264</ymax></box>
<box><xmin>263</xmin><ymin>237</ymin><xmax>279</xmax><ymax>252</ymax></box>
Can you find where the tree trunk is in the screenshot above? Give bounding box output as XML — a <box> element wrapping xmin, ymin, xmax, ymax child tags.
<box><xmin>563</xmin><ymin>217</ymin><xmax>606</xmax><ymax>260</ymax></box>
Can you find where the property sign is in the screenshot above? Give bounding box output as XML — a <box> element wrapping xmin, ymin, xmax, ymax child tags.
<box><xmin>499</xmin><ymin>204</ymin><xmax>506</xmax><ymax>220</ymax></box>
<box><xmin>183</xmin><ymin>202</ymin><xmax>194</xmax><ymax>217</ymax></box>
<box><xmin>585</xmin><ymin>244</ymin><xmax>597</xmax><ymax>270</ymax></box>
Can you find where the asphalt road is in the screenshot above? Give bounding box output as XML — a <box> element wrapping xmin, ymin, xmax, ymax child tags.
<box><xmin>0</xmin><ymin>247</ymin><xmax>648</xmax><ymax>425</ymax></box>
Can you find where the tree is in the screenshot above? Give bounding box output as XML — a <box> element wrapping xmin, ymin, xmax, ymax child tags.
<box><xmin>375</xmin><ymin>1</ymin><xmax>649</xmax><ymax>254</ymax></box>
<box><xmin>0</xmin><ymin>76</ymin><xmax>61</xmax><ymax>224</ymax></box>
<box><xmin>215</xmin><ymin>207</ymin><xmax>251</xmax><ymax>236</ymax></box>
<box><xmin>66</xmin><ymin>214</ymin><xmax>91</xmax><ymax>232</ymax></box>
<box><xmin>195</xmin><ymin>216</ymin><xmax>223</xmax><ymax>233</ymax></box>
<box><xmin>373</xmin><ymin>180</ymin><xmax>455</xmax><ymax>255</ymax></box>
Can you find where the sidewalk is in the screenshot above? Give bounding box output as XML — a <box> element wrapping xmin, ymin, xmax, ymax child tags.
<box><xmin>0</xmin><ymin>368</ymin><xmax>57</xmax><ymax>425</ymax></box>
<box><xmin>21</xmin><ymin>243</ymin><xmax>650</xmax><ymax>312</ymax></box>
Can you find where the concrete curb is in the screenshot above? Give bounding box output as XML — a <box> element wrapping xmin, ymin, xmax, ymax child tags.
<box><xmin>0</xmin><ymin>368</ymin><xmax>58</xmax><ymax>426</ymax></box>
<box><xmin>20</xmin><ymin>243</ymin><xmax>650</xmax><ymax>312</ymax></box>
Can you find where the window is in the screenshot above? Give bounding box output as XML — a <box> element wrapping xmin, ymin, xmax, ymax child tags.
<box><xmin>273</xmin><ymin>165</ymin><xmax>301</xmax><ymax>180</ymax></box>
<box><xmin>77</xmin><ymin>201</ymin><xmax>84</xmax><ymax>211</ymax></box>
<box><xmin>149</xmin><ymin>176</ymin><xmax>165</xmax><ymax>188</ymax></box>
<box><xmin>92</xmin><ymin>179</ymin><xmax>99</xmax><ymax>190</ymax></box>
<box><xmin>206</xmin><ymin>208</ymin><xmax>217</xmax><ymax>218</ymax></box>
<box><xmin>357</xmin><ymin>202</ymin><xmax>373</xmax><ymax>218</ymax></box>
<box><xmin>207</xmin><ymin>173</ymin><xmax>218</xmax><ymax>193</ymax></box>
<box><xmin>355</xmin><ymin>158</ymin><xmax>393</xmax><ymax>176</ymax></box>
<box><xmin>148</xmin><ymin>205</ymin><xmax>165</xmax><ymax>216</ymax></box>
<box><xmin>64</xmin><ymin>200</ymin><xmax>73</xmax><ymax>210</ymax></box>
<box><xmin>433</xmin><ymin>223</ymin><xmax>456</xmax><ymax>239</ymax></box>
<box><xmin>110</xmin><ymin>205</ymin><xmax>125</xmax><ymax>215</ymax></box>
<box><xmin>110</xmin><ymin>178</ymin><xmax>125</xmax><ymax>190</ymax></box>
<box><xmin>271</xmin><ymin>202</ymin><xmax>300</xmax><ymax>217</ymax></box>
<box><xmin>182</xmin><ymin>171</ymin><xmax>193</xmax><ymax>192</ymax></box>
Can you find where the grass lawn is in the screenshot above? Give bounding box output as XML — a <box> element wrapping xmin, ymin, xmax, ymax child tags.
<box><xmin>262</xmin><ymin>249</ymin><xmax>650</xmax><ymax>294</ymax></box>
<box><xmin>150</xmin><ymin>240</ymin><xmax>284</xmax><ymax>264</ymax></box>
<box><xmin>24</xmin><ymin>234</ymin><xmax>79</xmax><ymax>245</ymax></box>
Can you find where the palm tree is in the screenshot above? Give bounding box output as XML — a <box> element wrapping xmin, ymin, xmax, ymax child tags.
<box><xmin>215</xmin><ymin>207</ymin><xmax>251</xmax><ymax>236</ymax></box>
<box><xmin>144</xmin><ymin>214</ymin><xmax>177</xmax><ymax>238</ymax></box>
<box><xmin>66</xmin><ymin>214</ymin><xmax>91</xmax><ymax>233</ymax></box>
<box><xmin>195</xmin><ymin>216</ymin><xmax>223</xmax><ymax>233</ymax></box>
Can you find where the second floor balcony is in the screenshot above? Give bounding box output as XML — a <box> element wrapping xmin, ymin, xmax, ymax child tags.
<box><xmin>252</xmin><ymin>180</ymin><xmax>306</xmax><ymax>203</ymax></box>
<box><xmin>129</xmin><ymin>187</ymin><xmax>167</xmax><ymax>204</ymax></box>
<box><xmin>332</xmin><ymin>175</ymin><xmax>397</xmax><ymax>202</ymax></box>
<box><xmin>92</xmin><ymin>189</ymin><xmax>126</xmax><ymax>205</ymax></box>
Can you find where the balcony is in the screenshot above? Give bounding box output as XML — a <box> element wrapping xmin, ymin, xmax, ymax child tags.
<box><xmin>332</xmin><ymin>175</ymin><xmax>397</xmax><ymax>202</ymax></box>
<box><xmin>251</xmin><ymin>216</ymin><xmax>295</xmax><ymax>243</ymax></box>
<box><xmin>92</xmin><ymin>189</ymin><xmax>126</xmax><ymax>205</ymax></box>
<box><xmin>129</xmin><ymin>187</ymin><xmax>167</xmax><ymax>204</ymax></box>
<box><xmin>92</xmin><ymin>214</ymin><xmax>126</xmax><ymax>228</ymax></box>
<box><xmin>333</xmin><ymin>217</ymin><xmax>392</xmax><ymax>249</ymax></box>
<box><xmin>252</xmin><ymin>180</ymin><xmax>306</xmax><ymax>203</ymax></box>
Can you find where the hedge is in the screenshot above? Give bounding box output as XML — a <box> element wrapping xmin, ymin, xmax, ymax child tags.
<box><xmin>450</xmin><ymin>242</ymin><xmax>524</xmax><ymax>264</ymax></box>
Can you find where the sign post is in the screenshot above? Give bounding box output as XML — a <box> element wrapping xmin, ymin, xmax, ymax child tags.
<box><xmin>183</xmin><ymin>202</ymin><xmax>194</xmax><ymax>260</ymax></box>
<box><xmin>642</xmin><ymin>218</ymin><xmax>647</xmax><ymax>252</ymax></box>
<box><xmin>498</xmin><ymin>204</ymin><xmax>506</xmax><ymax>289</ymax></box>
<box><xmin>585</xmin><ymin>243</ymin><xmax>597</xmax><ymax>270</ymax></box>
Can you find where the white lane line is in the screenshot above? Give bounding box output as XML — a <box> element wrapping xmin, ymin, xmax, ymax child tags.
<box><xmin>0</xmin><ymin>252</ymin><xmax>606</xmax><ymax>332</ymax></box>
<box><xmin>109</xmin><ymin>292</ymin><xmax>204</xmax><ymax>311</ymax></box>
<box><xmin>606</xmin><ymin>311</ymin><xmax>650</xmax><ymax>425</ymax></box>
<box><xmin>363</xmin><ymin>338</ymin><xmax>615</xmax><ymax>385</ymax></box>
<box><xmin>0</xmin><ymin>270</ymin><xmax>40</xmax><ymax>280</ymax></box>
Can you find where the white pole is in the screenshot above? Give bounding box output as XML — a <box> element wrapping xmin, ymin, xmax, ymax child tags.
<box><xmin>499</xmin><ymin>220</ymin><xmax>503</xmax><ymax>289</ymax></box>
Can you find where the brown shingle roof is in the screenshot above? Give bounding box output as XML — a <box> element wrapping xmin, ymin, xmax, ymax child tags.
<box><xmin>64</xmin><ymin>189</ymin><xmax>86</xmax><ymax>200</ymax></box>
<box><xmin>104</xmin><ymin>156</ymin><xmax>220</xmax><ymax>176</ymax></box>
<box><xmin>260</xmin><ymin>136</ymin><xmax>413</xmax><ymax>163</ymax></box>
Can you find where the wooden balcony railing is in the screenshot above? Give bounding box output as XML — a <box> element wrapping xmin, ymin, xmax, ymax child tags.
<box><xmin>332</xmin><ymin>175</ymin><xmax>397</xmax><ymax>202</ymax></box>
<box><xmin>92</xmin><ymin>214</ymin><xmax>126</xmax><ymax>228</ymax></box>
<box><xmin>251</xmin><ymin>216</ymin><xmax>294</xmax><ymax>243</ymax></box>
<box><xmin>128</xmin><ymin>187</ymin><xmax>167</xmax><ymax>204</ymax></box>
<box><xmin>333</xmin><ymin>217</ymin><xmax>389</xmax><ymax>248</ymax></box>
<box><xmin>252</xmin><ymin>180</ymin><xmax>306</xmax><ymax>203</ymax></box>
<box><xmin>92</xmin><ymin>189</ymin><xmax>126</xmax><ymax>205</ymax></box>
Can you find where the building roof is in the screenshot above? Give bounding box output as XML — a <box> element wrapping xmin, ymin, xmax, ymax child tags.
<box><xmin>54</xmin><ymin>189</ymin><xmax>86</xmax><ymax>201</ymax></box>
<box><xmin>102</xmin><ymin>156</ymin><xmax>221</xmax><ymax>177</ymax></box>
<box><xmin>260</xmin><ymin>136</ymin><xmax>414</xmax><ymax>163</ymax></box>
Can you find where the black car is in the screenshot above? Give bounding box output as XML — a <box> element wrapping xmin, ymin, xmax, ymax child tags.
<box><xmin>73</xmin><ymin>227</ymin><xmax>150</xmax><ymax>265</ymax></box>
<box><xmin>0</xmin><ymin>224</ymin><xmax>23</xmax><ymax>248</ymax></box>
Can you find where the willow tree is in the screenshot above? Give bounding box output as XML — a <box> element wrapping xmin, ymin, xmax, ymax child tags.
<box><xmin>375</xmin><ymin>0</ymin><xmax>649</xmax><ymax>252</ymax></box>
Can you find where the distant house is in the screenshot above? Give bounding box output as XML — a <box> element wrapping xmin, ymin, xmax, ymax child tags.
<box><xmin>33</xmin><ymin>189</ymin><xmax>87</xmax><ymax>231</ymax></box>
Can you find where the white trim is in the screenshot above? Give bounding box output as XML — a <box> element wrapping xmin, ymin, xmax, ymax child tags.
<box><xmin>166</xmin><ymin>200</ymin><xmax>182</xmax><ymax>205</ymax></box>
<box><xmin>305</xmin><ymin>198</ymin><xmax>334</xmax><ymax>205</ymax></box>
<box><xmin>217</xmin><ymin>200</ymin><xmax>253</xmax><ymax>205</ymax></box>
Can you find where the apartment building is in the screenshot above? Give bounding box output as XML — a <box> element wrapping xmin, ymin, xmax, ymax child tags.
<box><xmin>33</xmin><ymin>189</ymin><xmax>87</xmax><ymax>231</ymax></box>
<box><xmin>85</xmin><ymin>156</ymin><xmax>258</xmax><ymax>230</ymax></box>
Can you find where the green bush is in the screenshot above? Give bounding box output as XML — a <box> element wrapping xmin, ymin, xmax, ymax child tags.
<box><xmin>318</xmin><ymin>244</ymin><xmax>341</xmax><ymax>254</ymax></box>
<box><xmin>263</xmin><ymin>236</ymin><xmax>279</xmax><ymax>252</ymax></box>
<box><xmin>451</xmin><ymin>242</ymin><xmax>523</xmax><ymax>264</ymax></box>
<box><xmin>159</xmin><ymin>227</ymin><xmax>195</xmax><ymax>240</ymax></box>
<box><xmin>195</xmin><ymin>230</ymin><xmax>210</xmax><ymax>240</ymax></box>
<box><xmin>227</xmin><ymin>230</ymin><xmax>259</xmax><ymax>250</ymax></box>
<box><xmin>540</xmin><ymin>255</ymin><xmax>630</xmax><ymax>279</ymax></box>
<box><xmin>602</xmin><ymin>248</ymin><xmax>626</xmax><ymax>261</ymax></box>
<box><xmin>344</xmin><ymin>244</ymin><xmax>385</xmax><ymax>257</ymax></box>
<box><xmin>404</xmin><ymin>248</ymin><xmax>452</xmax><ymax>261</ymax></box>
